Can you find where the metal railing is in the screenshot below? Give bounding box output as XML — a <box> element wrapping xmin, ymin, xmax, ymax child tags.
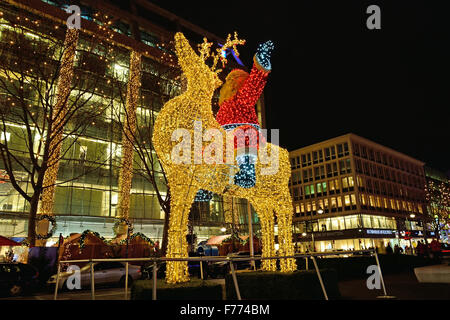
<box><xmin>53</xmin><ymin>249</ymin><xmax>387</xmax><ymax>300</ymax></box>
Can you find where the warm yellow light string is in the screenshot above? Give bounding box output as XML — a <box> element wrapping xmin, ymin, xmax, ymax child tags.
<box><xmin>117</xmin><ymin>51</ymin><xmax>142</xmax><ymax>227</ymax></box>
<box><xmin>38</xmin><ymin>28</ymin><xmax>79</xmax><ymax>243</ymax></box>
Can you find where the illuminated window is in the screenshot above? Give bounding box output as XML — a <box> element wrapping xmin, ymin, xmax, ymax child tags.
<box><xmin>322</xmin><ymin>182</ymin><xmax>327</xmax><ymax>193</ymax></box>
<box><xmin>342</xmin><ymin>177</ymin><xmax>349</xmax><ymax>189</ymax></box>
<box><xmin>360</xmin><ymin>194</ymin><xmax>367</xmax><ymax>205</ymax></box>
<box><xmin>310</xmin><ymin>184</ymin><xmax>315</xmax><ymax>195</ymax></box>
<box><xmin>301</xmin><ymin>203</ymin><xmax>305</xmax><ymax>213</ymax></box>
<box><xmin>331</xmin><ymin>197</ymin><xmax>337</xmax><ymax>209</ymax></box>
<box><xmin>337</xmin><ymin>196</ymin><xmax>343</xmax><ymax>208</ymax></box>
<box><xmin>344</xmin><ymin>195</ymin><xmax>351</xmax><ymax>206</ymax></box>
<box><xmin>0</xmin><ymin>132</ymin><xmax>10</xmax><ymax>142</ymax></box>
<box><xmin>351</xmin><ymin>194</ymin><xmax>356</xmax><ymax>206</ymax></box>
<box><xmin>305</xmin><ymin>185</ymin><xmax>310</xmax><ymax>196</ymax></box>
<box><xmin>369</xmin><ymin>195</ymin><xmax>375</xmax><ymax>207</ymax></box>
<box><xmin>334</xmin><ymin>179</ymin><xmax>340</xmax><ymax>192</ymax></box>
<box><xmin>316</xmin><ymin>182</ymin><xmax>322</xmax><ymax>193</ymax></box>
<box><xmin>348</xmin><ymin>176</ymin><xmax>354</xmax><ymax>188</ymax></box>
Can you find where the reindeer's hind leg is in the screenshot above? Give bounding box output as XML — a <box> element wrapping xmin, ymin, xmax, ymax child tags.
<box><xmin>274</xmin><ymin>189</ymin><xmax>297</xmax><ymax>272</ymax></box>
<box><xmin>251</xmin><ymin>198</ymin><xmax>277</xmax><ymax>271</ymax></box>
<box><xmin>165</xmin><ymin>179</ymin><xmax>198</xmax><ymax>284</ymax></box>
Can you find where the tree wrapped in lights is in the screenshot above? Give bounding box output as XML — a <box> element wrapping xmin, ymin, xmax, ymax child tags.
<box><xmin>425</xmin><ymin>180</ymin><xmax>450</xmax><ymax>239</ymax></box>
<box><xmin>152</xmin><ymin>32</ymin><xmax>296</xmax><ymax>284</ymax></box>
<box><xmin>112</xmin><ymin>40</ymin><xmax>181</xmax><ymax>256</ymax></box>
<box><xmin>0</xmin><ymin>12</ymin><xmax>111</xmax><ymax>246</ymax></box>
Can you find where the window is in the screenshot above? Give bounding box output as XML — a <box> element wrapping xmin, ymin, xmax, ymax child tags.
<box><xmin>318</xmin><ymin>150</ymin><xmax>323</xmax><ymax>162</ymax></box>
<box><xmin>337</xmin><ymin>144</ymin><xmax>344</xmax><ymax>157</ymax></box>
<box><xmin>0</xmin><ymin>131</ymin><xmax>10</xmax><ymax>142</ymax></box>
<box><xmin>339</xmin><ymin>160</ymin><xmax>346</xmax><ymax>174</ymax></box>
<box><xmin>353</xmin><ymin>143</ymin><xmax>360</xmax><ymax>156</ymax></box>
<box><xmin>301</xmin><ymin>154</ymin><xmax>307</xmax><ymax>167</ymax></box>
<box><xmin>293</xmin><ymin>188</ymin><xmax>299</xmax><ymax>201</ymax></box>
<box><xmin>342</xmin><ymin>177</ymin><xmax>349</xmax><ymax>190</ymax></box>
<box><xmin>303</xmin><ymin>170</ymin><xmax>308</xmax><ymax>183</ymax></box>
<box><xmin>313</xmin><ymin>151</ymin><xmax>318</xmax><ymax>164</ymax></box>
<box><xmin>330</xmin><ymin>146</ymin><xmax>336</xmax><ymax>159</ymax></box>
<box><xmin>305</xmin><ymin>185</ymin><xmax>310</xmax><ymax>196</ymax></box>
<box><xmin>346</xmin><ymin>159</ymin><xmax>352</xmax><ymax>173</ymax></box>
<box><xmin>337</xmin><ymin>196</ymin><xmax>343</xmax><ymax>210</ymax></box>
<box><xmin>344</xmin><ymin>195</ymin><xmax>351</xmax><ymax>207</ymax></box>
<box><xmin>334</xmin><ymin>178</ymin><xmax>340</xmax><ymax>193</ymax></box>
<box><xmin>332</xmin><ymin>162</ymin><xmax>338</xmax><ymax>176</ymax></box>
<box><xmin>343</xmin><ymin>142</ymin><xmax>349</xmax><ymax>156</ymax></box>
<box><xmin>316</xmin><ymin>182</ymin><xmax>322</xmax><ymax>194</ymax></box>
<box><xmin>307</xmin><ymin>153</ymin><xmax>312</xmax><ymax>166</ymax></box>
<box><xmin>325</xmin><ymin>147</ymin><xmax>331</xmax><ymax>160</ymax></box>
<box><xmin>314</xmin><ymin>167</ymin><xmax>320</xmax><ymax>180</ymax></box>
<box><xmin>329</xmin><ymin>180</ymin><xmax>335</xmax><ymax>194</ymax></box>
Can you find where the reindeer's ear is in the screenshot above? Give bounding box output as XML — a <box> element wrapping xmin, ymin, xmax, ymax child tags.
<box><xmin>174</xmin><ymin>32</ymin><xmax>202</xmax><ymax>72</ymax></box>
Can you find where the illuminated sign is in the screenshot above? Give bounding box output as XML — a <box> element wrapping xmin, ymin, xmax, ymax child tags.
<box><xmin>366</xmin><ymin>229</ymin><xmax>396</xmax><ymax>235</ymax></box>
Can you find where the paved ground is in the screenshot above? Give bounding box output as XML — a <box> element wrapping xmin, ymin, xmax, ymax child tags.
<box><xmin>338</xmin><ymin>271</ymin><xmax>450</xmax><ymax>300</ymax></box>
<box><xmin>2</xmin><ymin>270</ymin><xmax>449</xmax><ymax>300</ymax></box>
<box><xmin>0</xmin><ymin>286</ymin><xmax>131</xmax><ymax>300</ymax></box>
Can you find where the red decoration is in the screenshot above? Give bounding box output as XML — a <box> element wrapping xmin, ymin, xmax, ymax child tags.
<box><xmin>216</xmin><ymin>62</ymin><xmax>269</xmax><ymax>127</ymax></box>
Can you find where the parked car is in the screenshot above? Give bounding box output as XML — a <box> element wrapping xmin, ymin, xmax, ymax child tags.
<box><xmin>47</xmin><ymin>261</ymin><xmax>141</xmax><ymax>291</ymax></box>
<box><xmin>209</xmin><ymin>251</ymin><xmax>260</xmax><ymax>278</ymax></box>
<box><xmin>0</xmin><ymin>262</ymin><xmax>39</xmax><ymax>297</ymax></box>
<box><xmin>142</xmin><ymin>253</ymin><xmax>209</xmax><ymax>280</ymax></box>
<box><xmin>441</xmin><ymin>243</ymin><xmax>450</xmax><ymax>257</ymax></box>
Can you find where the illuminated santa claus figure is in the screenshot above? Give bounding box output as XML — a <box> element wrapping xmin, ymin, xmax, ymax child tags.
<box><xmin>216</xmin><ymin>40</ymin><xmax>274</xmax><ymax>188</ymax></box>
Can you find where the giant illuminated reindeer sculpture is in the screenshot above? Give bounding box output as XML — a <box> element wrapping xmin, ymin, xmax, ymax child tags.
<box><xmin>152</xmin><ymin>32</ymin><xmax>296</xmax><ymax>284</ymax></box>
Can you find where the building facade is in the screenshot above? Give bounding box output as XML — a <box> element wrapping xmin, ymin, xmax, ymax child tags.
<box><xmin>289</xmin><ymin>133</ymin><xmax>428</xmax><ymax>253</ymax></box>
<box><xmin>0</xmin><ymin>0</ymin><xmax>261</xmax><ymax>244</ymax></box>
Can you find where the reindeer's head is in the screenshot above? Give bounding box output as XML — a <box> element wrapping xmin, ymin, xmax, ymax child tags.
<box><xmin>174</xmin><ymin>32</ymin><xmax>245</xmax><ymax>95</ymax></box>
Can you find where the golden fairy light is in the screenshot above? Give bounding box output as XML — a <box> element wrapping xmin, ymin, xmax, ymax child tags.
<box><xmin>117</xmin><ymin>51</ymin><xmax>142</xmax><ymax>226</ymax></box>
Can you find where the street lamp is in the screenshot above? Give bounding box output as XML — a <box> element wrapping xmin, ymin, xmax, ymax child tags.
<box><xmin>220</xmin><ymin>227</ymin><xmax>227</xmax><ymax>232</ymax></box>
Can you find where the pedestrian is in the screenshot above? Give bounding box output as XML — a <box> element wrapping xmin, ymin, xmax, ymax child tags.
<box><xmin>394</xmin><ymin>244</ymin><xmax>403</xmax><ymax>255</ymax></box>
<box><xmin>430</xmin><ymin>238</ymin><xmax>442</xmax><ymax>262</ymax></box>
<box><xmin>416</xmin><ymin>241</ymin><xmax>426</xmax><ymax>257</ymax></box>
<box><xmin>385</xmin><ymin>243</ymin><xmax>393</xmax><ymax>254</ymax></box>
<box><xmin>405</xmin><ymin>245</ymin><xmax>412</xmax><ymax>255</ymax></box>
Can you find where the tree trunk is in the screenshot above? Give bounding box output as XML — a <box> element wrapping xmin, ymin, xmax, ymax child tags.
<box><xmin>27</xmin><ymin>194</ymin><xmax>40</xmax><ymax>247</ymax></box>
<box><xmin>160</xmin><ymin>205</ymin><xmax>170</xmax><ymax>256</ymax></box>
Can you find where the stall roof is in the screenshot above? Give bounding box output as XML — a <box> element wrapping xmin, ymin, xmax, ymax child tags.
<box><xmin>0</xmin><ymin>235</ymin><xmax>20</xmax><ymax>247</ymax></box>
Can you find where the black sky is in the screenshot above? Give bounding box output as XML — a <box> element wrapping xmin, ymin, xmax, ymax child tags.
<box><xmin>148</xmin><ymin>0</ymin><xmax>450</xmax><ymax>173</ymax></box>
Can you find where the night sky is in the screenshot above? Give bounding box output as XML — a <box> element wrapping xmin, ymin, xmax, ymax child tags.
<box><xmin>148</xmin><ymin>0</ymin><xmax>450</xmax><ymax>173</ymax></box>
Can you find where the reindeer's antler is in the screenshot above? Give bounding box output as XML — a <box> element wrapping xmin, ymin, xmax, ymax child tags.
<box><xmin>198</xmin><ymin>32</ymin><xmax>246</xmax><ymax>74</ymax></box>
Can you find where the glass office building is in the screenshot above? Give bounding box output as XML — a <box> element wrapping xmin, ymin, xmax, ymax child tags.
<box><xmin>0</xmin><ymin>0</ymin><xmax>260</xmax><ymax>243</ymax></box>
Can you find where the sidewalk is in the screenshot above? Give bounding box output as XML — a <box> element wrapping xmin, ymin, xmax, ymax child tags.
<box><xmin>338</xmin><ymin>270</ymin><xmax>450</xmax><ymax>300</ymax></box>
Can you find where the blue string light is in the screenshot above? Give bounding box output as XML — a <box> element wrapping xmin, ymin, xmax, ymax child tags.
<box><xmin>195</xmin><ymin>189</ymin><xmax>213</xmax><ymax>202</ymax></box>
<box><xmin>234</xmin><ymin>155</ymin><xmax>256</xmax><ymax>188</ymax></box>
<box><xmin>255</xmin><ymin>40</ymin><xmax>274</xmax><ymax>71</ymax></box>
